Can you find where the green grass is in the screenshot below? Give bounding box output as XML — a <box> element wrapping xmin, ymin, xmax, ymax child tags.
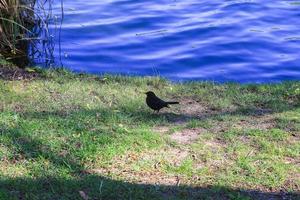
<box><xmin>0</xmin><ymin>65</ymin><xmax>299</xmax><ymax>199</ymax></box>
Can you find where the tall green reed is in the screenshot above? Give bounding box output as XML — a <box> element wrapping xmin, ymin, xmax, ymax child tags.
<box><xmin>0</xmin><ymin>0</ymin><xmax>56</xmax><ymax>67</ymax></box>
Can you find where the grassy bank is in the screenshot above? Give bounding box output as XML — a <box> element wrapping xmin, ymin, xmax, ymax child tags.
<box><xmin>0</xmin><ymin>63</ymin><xmax>299</xmax><ymax>199</ymax></box>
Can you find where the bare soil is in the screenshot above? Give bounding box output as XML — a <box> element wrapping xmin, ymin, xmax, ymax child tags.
<box><xmin>0</xmin><ymin>64</ymin><xmax>39</xmax><ymax>80</ymax></box>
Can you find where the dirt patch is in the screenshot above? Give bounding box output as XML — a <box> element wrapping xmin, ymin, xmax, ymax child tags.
<box><xmin>153</xmin><ymin>126</ymin><xmax>170</xmax><ymax>134</ymax></box>
<box><xmin>178</xmin><ymin>99</ymin><xmax>207</xmax><ymax>117</ymax></box>
<box><xmin>0</xmin><ymin>65</ymin><xmax>40</xmax><ymax>80</ymax></box>
<box><xmin>152</xmin><ymin>96</ymin><xmax>279</xmax><ymax>150</ymax></box>
<box><xmin>153</xmin><ymin>99</ymin><xmax>277</xmax><ymax>144</ymax></box>
<box><xmin>204</xmin><ymin>139</ymin><xmax>226</xmax><ymax>149</ymax></box>
<box><xmin>156</xmin><ymin>98</ymin><xmax>212</xmax><ymax>125</ymax></box>
<box><xmin>203</xmin><ymin>114</ymin><xmax>276</xmax><ymax>136</ymax></box>
<box><xmin>170</xmin><ymin>128</ymin><xmax>206</xmax><ymax>144</ymax></box>
<box><xmin>233</xmin><ymin>115</ymin><xmax>276</xmax><ymax>130</ymax></box>
<box><xmin>284</xmin><ymin>157</ymin><xmax>300</xmax><ymax>167</ymax></box>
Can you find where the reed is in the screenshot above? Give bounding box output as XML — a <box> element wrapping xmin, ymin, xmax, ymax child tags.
<box><xmin>0</xmin><ymin>0</ymin><xmax>36</xmax><ymax>67</ymax></box>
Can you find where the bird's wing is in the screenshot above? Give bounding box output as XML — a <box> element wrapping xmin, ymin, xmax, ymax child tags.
<box><xmin>155</xmin><ymin>96</ymin><xmax>168</xmax><ymax>106</ymax></box>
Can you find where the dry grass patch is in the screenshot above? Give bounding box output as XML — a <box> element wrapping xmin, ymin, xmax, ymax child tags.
<box><xmin>87</xmin><ymin>147</ymin><xmax>191</xmax><ymax>186</ymax></box>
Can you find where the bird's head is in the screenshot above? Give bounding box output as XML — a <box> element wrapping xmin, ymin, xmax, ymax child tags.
<box><xmin>145</xmin><ymin>91</ymin><xmax>156</xmax><ymax>97</ymax></box>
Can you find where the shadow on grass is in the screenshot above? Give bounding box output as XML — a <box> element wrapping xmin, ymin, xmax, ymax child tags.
<box><xmin>0</xmin><ymin>127</ymin><xmax>298</xmax><ymax>199</ymax></box>
<box><xmin>1</xmin><ymin>109</ymin><xmax>299</xmax><ymax>199</ymax></box>
<box><xmin>1</xmin><ymin>99</ymin><xmax>299</xmax><ymax>199</ymax></box>
<box><xmin>19</xmin><ymin>101</ymin><xmax>300</xmax><ymax>126</ymax></box>
<box><xmin>1</xmin><ymin>175</ymin><xmax>299</xmax><ymax>200</ymax></box>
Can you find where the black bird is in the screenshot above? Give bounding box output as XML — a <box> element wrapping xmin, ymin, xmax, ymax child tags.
<box><xmin>145</xmin><ymin>91</ymin><xmax>179</xmax><ymax>113</ymax></box>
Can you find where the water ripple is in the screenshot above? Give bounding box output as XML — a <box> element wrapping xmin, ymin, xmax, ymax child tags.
<box><xmin>47</xmin><ymin>0</ymin><xmax>300</xmax><ymax>83</ymax></box>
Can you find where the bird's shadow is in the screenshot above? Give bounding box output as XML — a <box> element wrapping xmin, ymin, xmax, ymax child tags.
<box><xmin>18</xmin><ymin>100</ymin><xmax>299</xmax><ymax>129</ymax></box>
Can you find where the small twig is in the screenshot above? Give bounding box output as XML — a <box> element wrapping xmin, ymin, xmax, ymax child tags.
<box><xmin>176</xmin><ymin>176</ymin><xmax>181</xmax><ymax>186</ymax></box>
<box><xmin>79</xmin><ymin>191</ymin><xmax>89</xmax><ymax>200</ymax></box>
<box><xmin>12</xmin><ymin>70</ymin><xmax>18</xmax><ymax>80</ymax></box>
<box><xmin>245</xmin><ymin>150</ymin><xmax>254</xmax><ymax>158</ymax></box>
<box><xmin>154</xmin><ymin>161</ymin><xmax>160</xmax><ymax>169</ymax></box>
<box><xmin>99</xmin><ymin>180</ymin><xmax>104</xmax><ymax>199</ymax></box>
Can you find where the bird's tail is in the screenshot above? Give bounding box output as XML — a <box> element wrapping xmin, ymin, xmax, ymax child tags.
<box><xmin>166</xmin><ymin>101</ymin><xmax>179</xmax><ymax>105</ymax></box>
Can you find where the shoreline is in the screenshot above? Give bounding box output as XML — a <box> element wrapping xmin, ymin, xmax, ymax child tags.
<box><xmin>1</xmin><ymin>58</ymin><xmax>300</xmax><ymax>85</ymax></box>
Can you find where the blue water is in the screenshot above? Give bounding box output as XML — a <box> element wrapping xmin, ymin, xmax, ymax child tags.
<box><xmin>48</xmin><ymin>0</ymin><xmax>300</xmax><ymax>83</ymax></box>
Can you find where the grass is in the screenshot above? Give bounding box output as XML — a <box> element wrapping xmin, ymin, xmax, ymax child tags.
<box><xmin>0</xmin><ymin>63</ymin><xmax>299</xmax><ymax>199</ymax></box>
